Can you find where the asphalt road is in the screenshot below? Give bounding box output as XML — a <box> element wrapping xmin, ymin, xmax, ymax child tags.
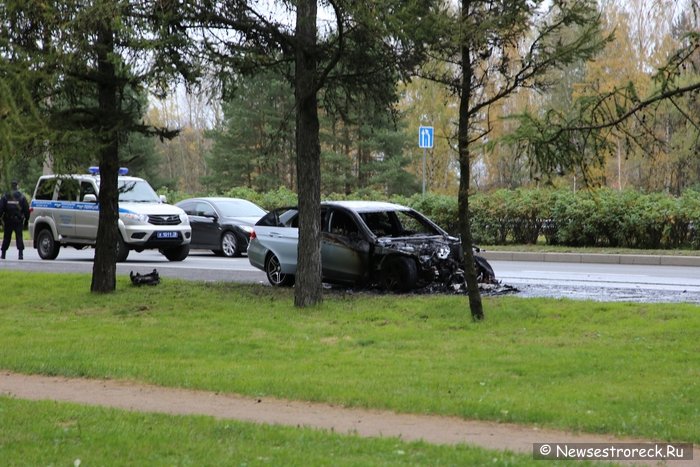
<box><xmin>0</xmin><ymin>245</ymin><xmax>266</xmax><ymax>284</ymax></box>
<box><xmin>2</xmin><ymin>245</ymin><xmax>700</xmax><ymax>303</ymax></box>
<box><xmin>494</xmin><ymin>260</ymin><xmax>700</xmax><ymax>303</ymax></box>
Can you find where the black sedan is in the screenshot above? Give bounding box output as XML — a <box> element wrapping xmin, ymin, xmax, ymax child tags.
<box><xmin>176</xmin><ymin>197</ymin><xmax>266</xmax><ymax>257</ymax></box>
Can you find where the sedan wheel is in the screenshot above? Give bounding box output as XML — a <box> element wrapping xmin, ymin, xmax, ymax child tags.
<box><xmin>220</xmin><ymin>232</ymin><xmax>239</xmax><ymax>257</ymax></box>
<box><xmin>265</xmin><ymin>253</ymin><xmax>294</xmax><ymax>287</ymax></box>
<box><xmin>116</xmin><ymin>235</ymin><xmax>130</xmax><ymax>262</ymax></box>
<box><xmin>381</xmin><ymin>256</ymin><xmax>417</xmax><ymax>292</ymax></box>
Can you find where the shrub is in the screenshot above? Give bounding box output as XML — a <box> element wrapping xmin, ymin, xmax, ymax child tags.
<box><xmin>223</xmin><ymin>187</ymin><xmax>265</xmax><ymax>206</ymax></box>
<box><xmin>553</xmin><ymin>191</ymin><xmax>600</xmax><ymax>247</ymax></box>
<box><xmin>471</xmin><ymin>190</ymin><xmax>513</xmax><ymax>244</ymax></box>
<box><xmin>172</xmin><ymin>185</ymin><xmax>700</xmax><ymax>250</ymax></box>
<box><xmin>508</xmin><ymin>189</ymin><xmax>552</xmax><ymax>244</ymax></box>
<box><xmin>401</xmin><ymin>193</ymin><xmax>458</xmax><ymax>234</ymax></box>
<box><xmin>260</xmin><ymin>187</ymin><xmax>298</xmax><ymax>210</ymax></box>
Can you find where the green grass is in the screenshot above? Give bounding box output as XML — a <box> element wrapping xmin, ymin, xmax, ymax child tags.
<box><xmin>482</xmin><ymin>243</ymin><xmax>700</xmax><ymax>256</ymax></box>
<box><xmin>3</xmin><ymin>398</ymin><xmax>583</xmax><ymax>467</ymax></box>
<box><xmin>1</xmin><ymin>271</ymin><xmax>699</xmax><ymax>445</ymax></box>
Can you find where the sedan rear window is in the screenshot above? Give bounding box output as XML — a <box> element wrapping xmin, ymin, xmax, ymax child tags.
<box><xmin>216</xmin><ymin>200</ymin><xmax>266</xmax><ymax>218</ymax></box>
<box><xmin>257</xmin><ymin>208</ymin><xmax>299</xmax><ymax>227</ymax></box>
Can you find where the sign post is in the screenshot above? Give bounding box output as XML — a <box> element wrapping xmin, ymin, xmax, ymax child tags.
<box><xmin>418</xmin><ymin>126</ymin><xmax>434</xmax><ymax>195</ymax></box>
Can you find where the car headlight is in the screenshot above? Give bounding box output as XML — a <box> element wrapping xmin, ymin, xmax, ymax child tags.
<box><xmin>121</xmin><ymin>212</ymin><xmax>149</xmax><ymax>224</ymax></box>
<box><xmin>180</xmin><ymin>213</ymin><xmax>190</xmax><ymax>225</ymax></box>
<box><xmin>436</xmin><ymin>246</ymin><xmax>451</xmax><ymax>259</ymax></box>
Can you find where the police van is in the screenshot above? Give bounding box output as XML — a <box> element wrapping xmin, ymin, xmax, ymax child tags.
<box><xmin>28</xmin><ymin>168</ymin><xmax>191</xmax><ymax>262</ymax></box>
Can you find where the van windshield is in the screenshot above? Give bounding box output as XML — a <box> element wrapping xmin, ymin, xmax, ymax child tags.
<box><xmin>117</xmin><ymin>180</ymin><xmax>161</xmax><ymax>203</ymax></box>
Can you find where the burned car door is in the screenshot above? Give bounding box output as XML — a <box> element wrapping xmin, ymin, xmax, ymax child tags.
<box><xmin>321</xmin><ymin>208</ymin><xmax>370</xmax><ymax>284</ymax></box>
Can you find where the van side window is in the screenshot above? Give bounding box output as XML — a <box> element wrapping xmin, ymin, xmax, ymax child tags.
<box><xmin>34</xmin><ymin>179</ymin><xmax>58</xmax><ymax>200</ymax></box>
<box><xmin>57</xmin><ymin>178</ymin><xmax>80</xmax><ymax>201</ymax></box>
<box><xmin>80</xmin><ymin>181</ymin><xmax>97</xmax><ymax>201</ymax></box>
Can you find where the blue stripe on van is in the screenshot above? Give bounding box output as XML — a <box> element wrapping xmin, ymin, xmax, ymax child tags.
<box><xmin>30</xmin><ymin>200</ymin><xmax>133</xmax><ymax>214</ymax></box>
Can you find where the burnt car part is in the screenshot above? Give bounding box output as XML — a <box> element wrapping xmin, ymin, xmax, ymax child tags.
<box><xmin>375</xmin><ymin>237</ymin><xmax>465</xmax><ymax>292</ymax></box>
<box><xmin>248</xmin><ymin>201</ymin><xmax>497</xmax><ymax>292</ymax></box>
<box><xmin>130</xmin><ymin>269</ymin><xmax>160</xmax><ymax>286</ymax></box>
<box><xmin>473</xmin><ymin>247</ymin><xmax>497</xmax><ymax>284</ymax></box>
<box><xmin>376</xmin><ymin>242</ymin><xmax>496</xmax><ymax>292</ymax></box>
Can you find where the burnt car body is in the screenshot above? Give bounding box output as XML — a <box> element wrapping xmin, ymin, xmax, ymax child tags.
<box><xmin>247</xmin><ymin>200</ymin><xmax>495</xmax><ymax>291</ymax></box>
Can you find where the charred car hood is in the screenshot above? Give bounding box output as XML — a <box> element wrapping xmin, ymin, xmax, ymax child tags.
<box><xmin>375</xmin><ymin>235</ymin><xmax>463</xmax><ymax>268</ymax></box>
<box><xmin>376</xmin><ymin>235</ymin><xmax>460</xmax><ymax>256</ymax></box>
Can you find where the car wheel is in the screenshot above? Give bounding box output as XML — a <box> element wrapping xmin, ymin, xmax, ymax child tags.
<box><xmin>161</xmin><ymin>244</ymin><xmax>190</xmax><ymax>262</ymax></box>
<box><xmin>381</xmin><ymin>256</ymin><xmax>417</xmax><ymax>292</ymax></box>
<box><xmin>116</xmin><ymin>235</ymin><xmax>130</xmax><ymax>262</ymax></box>
<box><xmin>36</xmin><ymin>228</ymin><xmax>60</xmax><ymax>260</ymax></box>
<box><xmin>265</xmin><ymin>253</ymin><xmax>294</xmax><ymax>287</ymax></box>
<box><xmin>220</xmin><ymin>231</ymin><xmax>239</xmax><ymax>257</ymax></box>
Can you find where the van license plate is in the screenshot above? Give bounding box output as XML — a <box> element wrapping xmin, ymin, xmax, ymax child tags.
<box><xmin>156</xmin><ymin>231</ymin><xmax>178</xmax><ymax>239</ymax></box>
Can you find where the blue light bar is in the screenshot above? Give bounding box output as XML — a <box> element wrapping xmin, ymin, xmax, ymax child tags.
<box><xmin>87</xmin><ymin>167</ymin><xmax>129</xmax><ymax>175</ymax></box>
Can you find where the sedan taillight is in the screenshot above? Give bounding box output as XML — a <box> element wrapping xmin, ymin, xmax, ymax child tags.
<box><xmin>249</xmin><ymin>229</ymin><xmax>256</xmax><ymax>240</ymax></box>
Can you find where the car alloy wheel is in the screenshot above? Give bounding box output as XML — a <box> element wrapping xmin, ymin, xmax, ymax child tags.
<box><xmin>265</xmin><ymin>253</ymin><xmax>294</xmax><ymax>287</ymax></box>
<box><xmin>221</xmin><ymin>232</ymin><xmax>238</xmax><ymax>257</ymax></box>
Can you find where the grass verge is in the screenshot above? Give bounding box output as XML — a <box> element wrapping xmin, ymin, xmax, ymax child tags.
<box><xmin>3</xmin><ymin>397</ymin><xmax>587</xmax><ymax>466</ymax></box>
<box><xmin>482</xmin><ymin>243</ymin><xmax>700</xmax><ymax>256</ymax></box>
<box><xmin>1</xmin><ymin>271</ymin><xmax>698</xmax><ymax>444</ymax></box>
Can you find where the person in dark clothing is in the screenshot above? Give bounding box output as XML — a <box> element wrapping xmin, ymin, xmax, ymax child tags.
<box><xmin>0</xmin><ymin>180</ymin><xmax>31</xmax><ymax>260</ymax></box>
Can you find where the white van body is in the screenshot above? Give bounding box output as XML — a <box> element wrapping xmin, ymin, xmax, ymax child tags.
<box><xmin>28</xmin><ymin>171</ymin><xmax>191</xmax><ymax>262</ymax></box>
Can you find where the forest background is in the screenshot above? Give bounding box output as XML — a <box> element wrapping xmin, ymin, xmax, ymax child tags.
<box><xmin>4</xmin><ymin>0</ymin><xmax>699</xmax><ymax>203</ymax></box>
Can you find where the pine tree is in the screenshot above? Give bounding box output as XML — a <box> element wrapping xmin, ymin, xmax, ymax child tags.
<box><xmin>0</xmin><ymin>0</ymin><xmax>199</xmax><ymax>292</ymax></box>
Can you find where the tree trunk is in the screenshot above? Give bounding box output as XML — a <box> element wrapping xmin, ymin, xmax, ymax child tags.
<box><xmin>294</xmin><ymin>0</ymin><xmax>323</xmax><ymax>307</ymax></box>
<box><xmin>458</xmin><ymin>0</ymin><xmax>484</xmax><ymax>320</ymax></box>
<box><xmin>91</xmin><ymin>21</ymin><xmax>119</xmax><ymax>293</ymax></box>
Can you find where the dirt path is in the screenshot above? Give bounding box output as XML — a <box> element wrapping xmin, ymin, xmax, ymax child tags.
<box><xmin>1</xmin><ymin>372</ymin><xmax>694</xmax><ymax>465</ymax></box>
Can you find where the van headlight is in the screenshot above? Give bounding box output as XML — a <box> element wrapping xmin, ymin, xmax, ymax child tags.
<box><xmin>121</xmin><ymin>212</ymin><xmax>149</xmax><ymax>224</ymax></box>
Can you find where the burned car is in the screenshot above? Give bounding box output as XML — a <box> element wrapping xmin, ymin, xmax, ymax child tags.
<box><xmin>247</xmin><ymin>200</ymin><xmax>495</xmax><ymax>291</ymax></box>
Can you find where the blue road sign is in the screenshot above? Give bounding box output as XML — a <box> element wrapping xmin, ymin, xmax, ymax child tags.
<box><xmin>419</xmin><ymin>126</ymin><xmax>434</xmax><ymax>149</ymax></box>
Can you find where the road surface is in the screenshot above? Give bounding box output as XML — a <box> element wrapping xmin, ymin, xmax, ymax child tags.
<box><xmin>2</xmin><ymin>245</ymin><xmax>699</xmax><ymax>303</ymax></box>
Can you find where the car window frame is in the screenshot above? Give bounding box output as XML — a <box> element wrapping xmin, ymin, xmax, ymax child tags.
<box><xmin>256</xmin><ymin>207</ymin><xmax>299</xmax><ymax>228</ymax></box>
<box><xmin>326</xmin><ymin>209</ymin><xmax>360</xmax><ymax>237</ymax></box>
<box><xmin>34</xmin><ymin>178</ymin><xmax>59</xmax><ymax>201</ymax></box>
<box><xmin>194</xmin><ymin>201</ymin><xmax>217</xmax><ymax>218</ymax></box>
<box><xmin>57</xmin><ymin>178</ymin><xmax>80</xmax><ymax>202</ymax></box>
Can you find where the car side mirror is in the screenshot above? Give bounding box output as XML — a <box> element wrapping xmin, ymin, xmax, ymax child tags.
<box><xmin>160</xmin><ymin>194</ymin><xmax>167</xmax><ymax>203</ymax></box>
<box><xmin>83</xmin><ymin>194</ymin><xmax>97</xmax><ymax>203</ymax></box>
